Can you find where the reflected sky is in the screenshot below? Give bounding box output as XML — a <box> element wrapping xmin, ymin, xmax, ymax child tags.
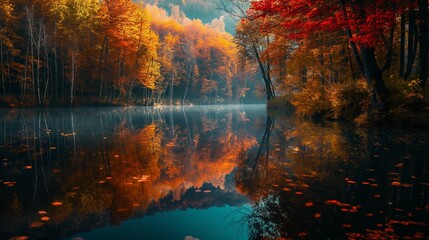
<box><xmin>1</xmin><ymin>105</ymin><xmax>428</xmax><ymax>240</ymax></box>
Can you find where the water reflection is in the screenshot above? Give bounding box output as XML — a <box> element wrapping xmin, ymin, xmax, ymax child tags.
<box><xmin>0</xmin><ymin>106</ymin><xmax>262</xmax><ymax>239</ymax></box>
<box><xmin>0</xmin><ymin>106</ymin><xmax>428</xmax><ymax>239</ymax></box>
<box><xmin>236</xmin><ymin>114</ymin><xmax>429</xmax><ymax>239</ymax></box>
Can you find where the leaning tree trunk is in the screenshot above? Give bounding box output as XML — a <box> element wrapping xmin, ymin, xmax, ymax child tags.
<box><xmin>360</xmin><ymin>47</ymin><xmax>390</xmax><ymax>109</ymax></box>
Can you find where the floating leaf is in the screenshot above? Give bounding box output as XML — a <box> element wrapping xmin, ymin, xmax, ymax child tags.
<box><xmin>325</xmin><ymin>200</ymin><xmax>342</xmax><ymax>206</ymax></box>
<box><xmin>30</xmin><ymin>222</ymin><xmax>44</xmax><ymax>228</ymax></box>
<box><xmin>9</xmin><ymin>236</ymin><xmax>29</xmax><ymax>240</ymax></box>
<box><xmin>314</xmin><ymin>213</ymin><xmax>321</xmax><ymax>218</ymax></box>
<box><xmin>305</xmin><ymin>202</ymin><xmax>313</xmax><ymax>207</ymax></box>
<box><xmin>51</xmin><ymin>201</ymin><xmax>62</xmax><ymax>206</ymax></box>
<box><xmin>391</xmin><ymin>181</ymin><xmax>401</xmax><ymax>187</ymax></box>
<box><xmin>40</xmin><ymin>216</ymin><xmax>50</xmax><ymax>221</ymax></box>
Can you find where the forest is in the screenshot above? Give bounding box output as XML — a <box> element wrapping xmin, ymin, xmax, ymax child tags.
<box><xmin>230</xmin><ymin>0</ymin><xmax>429</xmax><ymax>125</ymax></box>
<box><xmin>0</xmin><ymin>0</ymin><xmax>259</xmax><ymax>107</ymax></box>
<box><xmin>1</xmin><ymin>0</ymin><xmax>429</xmax><ymax>125</ymax></box>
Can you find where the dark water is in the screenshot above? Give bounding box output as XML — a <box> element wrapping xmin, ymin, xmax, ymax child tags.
<box><xmin>0</xmin><ymin>105</ymin><xmax>428</xmax><ymax>240</ymax></box>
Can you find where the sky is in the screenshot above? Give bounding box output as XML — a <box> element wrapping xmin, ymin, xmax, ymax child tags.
<box><xmin>144</xmin><ymin>0</ymin><xmax>237</xmax><ymax>33</ymax></box>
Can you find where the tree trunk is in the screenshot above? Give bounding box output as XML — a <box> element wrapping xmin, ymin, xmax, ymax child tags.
<box><xmin>404</xmin><ymin>10</ymin><xmax>418</xmax><ymax>81</ymax></box>
<box><xmin>360</xmin><ymin>47</ymin><xmax>390</xmax><ymax>108</ymax></box>
<box><xmin>418</xmin><ymin>0</ymin><xmax>428</xmax><ymax>88</ymax></box>
<box><xmin>0</xmin><ymin>36</ymin><xmax>5</xmax><ymax>100</ymax></box>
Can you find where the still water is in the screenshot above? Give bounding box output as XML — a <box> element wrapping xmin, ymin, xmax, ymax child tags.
<box><xmin>0</xmin><ymin>105</ymin><xmax>428</xmax><ymax>240</ymax></box>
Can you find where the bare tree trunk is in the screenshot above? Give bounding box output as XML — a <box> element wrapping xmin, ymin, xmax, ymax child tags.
<box><xmin>22</xmin><ymin>34</ymin><xmax>30</xmax><ymax>102</ymax></box>
<box><xmin>170</xmin><ymin>74</ymin><xmax>174</xmax><ymax>105</ymax></box>
<box><xmin>42</xmin><ymin>27</ymin><xmax>50</xmax><ymax>105</ymax></box>
<box><xmin>0</xmin><ymin>35</ymin><xmax>5</xmax><ymax>100</ymax></box>
<box><xmin>404</xmin><ymin>10</ymin><xmax>418</xmax><ymax>81</ymax></box>
<box><xmin>99</xmin><ymin>36</ymin><xmax>106</xmax><ymax>99</ymax></box>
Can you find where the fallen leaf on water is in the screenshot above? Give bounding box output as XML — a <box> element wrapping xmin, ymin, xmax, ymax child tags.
<box><xmin>51</xmin><ymin>201</ymin><xmax>62</xmax><ymax>206</ymax></box>
<box><xmin>116</xmin><ymin>208</ymin><xmax>128</xmax><ymax>212</ymax></box>
<box><xmin>361</xmin><ymin>182</ymin><xmax>370</xmax><ymax>185</ymax></box>
<box><xmin>114</xmin><ymin>155</ymin><xmax>119</xmax><ymax>158</ymax></box>
<box><xmin>106</xmin><ymin>177</ymin><xmax>112</xmax><ymax>180</ymax></box>
<box><xmin>98</xmin><ymin>180</ymin><xmax>106</xmax><ymax>184</ymax></box>
<box><xmin>132</xmin><ymin>203</ymin><xmax>140</xmax><ymax>207</ymax></box>
<box><xmin>23</xmin><ymin>166</ymin><xmax>32</xmax><ymax>169</ymax></box>
<box><xmin>38</xmin><ymin>210</ymin><xmax>47</xmax><ymax>215</ymax></box>
<box><xmin>9</xmin><ymin>236</ymin><xmax>29</xmax><ymax>240</ymax></box>
<box><xmin>391</xmin><ymin>182</ymin><xmax>401</xmax><ymax>187</ymax></box>
<box><xmin>30</xmin><ymin>222</ymin><xmax>44</xmax><ymax>228</ymax></box>
<box><xmin>40</xmin><ymin>216</ymin><xmax>50</xmax><ymax>221</ymax></box>
<box><xmin>346</xmin><ymin>180</ymin><xmax>357</xmax><ymax>184</ymax></box>
<box><xmin>203</xmin><ymin>190</ymin><xmax>211</xmax><ymax>193</ymax></box>
<box><xmin>314</xmin><ymin>213</ymin><xmax>321</xmax><ymax>218</ymax></box>
<box><xmin>195</xmin><ymin>190</ymin><xmax>201</xmax><ymax>192</ymax></box>
<box><xmin>325</xmin><ymin>200</ymin><xmax>342</xmax><ymax>206</ymax></box>
<box><xmin>305</xmin><ymin>202</ymin><xmax>313</xmax><ymax>207</ymax></box>
<box><xmin>295</xmin><ymin>192</ymin><xmax>303</xmax><ymax>195</ymax></box>
<box><xmin>342</xmin><ymin>224</ymin><xmax>352</xmax><ymax>228</ymax></box>
<box><xmin>282</xmin><ymin>188</ymin><xmax>291</xmax><ymax>192</ymax></box>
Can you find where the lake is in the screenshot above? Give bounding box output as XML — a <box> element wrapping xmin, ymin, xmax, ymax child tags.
<box><xmin>0</xmin><ymin>105</ymin><xmax>428</xmax><ymax>240</ymax></box>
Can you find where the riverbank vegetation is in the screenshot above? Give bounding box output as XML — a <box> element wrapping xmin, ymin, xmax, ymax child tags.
<box><xmin>229</xmin><ymin>0</ymin><xmax>429</xmax><ymax>126</ymax></box>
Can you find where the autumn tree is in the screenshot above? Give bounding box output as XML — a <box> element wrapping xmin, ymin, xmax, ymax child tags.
<box><xmin>249</xmin><ymin>0</ymin><xmax>408</xmax><ymax>108</ymax></box>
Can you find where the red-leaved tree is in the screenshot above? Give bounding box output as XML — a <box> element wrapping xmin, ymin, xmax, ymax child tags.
<box><xmin>250</xmin><ymin>0</ymin><xmax>406</xmax><ymax>108</ymax></box>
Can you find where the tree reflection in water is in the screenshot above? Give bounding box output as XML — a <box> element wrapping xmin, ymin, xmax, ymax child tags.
<box><xmin>235</xmin><ymin>114</ymin><xmax>429</xmax><ymax>239</ymax></box>
<box><xmin>0</xmin><ymin>106</ymin><xmax>428</xmax><ymax>239</ymax></box>
<box><xmin>0</xmin><ymin>106</ymin><xmax>258</xmax><ymax>239</ymax></box>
